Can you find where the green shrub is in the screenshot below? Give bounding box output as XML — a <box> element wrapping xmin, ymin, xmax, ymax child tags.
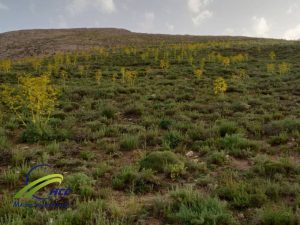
<box><xmin>21</xmin><ymin>123</ymin><xmax>44</xmax><ymax>143</ymax></box>
<box><xmin>139</xmin><ymin>151</ymin><xmax>183</xmax><ymax>173</ymax></box>
<box><xmin>231</xmin><ymin>101</ymin><xmax>250</xmax><ymax>112</ymax></box>
<box><xmin>156</xmin><ymin>187</ymin><xmax>235</xmax><ymax>225</ymax></box>
<box><xmin>165</xmin><ymin>163</ymin><xmax>186</xmax><ymax>180</ymax></box>
<box><xmin>63</xmin><ymin>101</ymin><xmax>80</xmax><ymax>112</ymax></box>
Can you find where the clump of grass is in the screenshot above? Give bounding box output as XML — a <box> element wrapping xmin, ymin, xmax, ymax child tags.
<box><xmin>219</xmin><ymin>134</ymin><xmax>259</xmax><ymax>158</ymax></box>
<box><xmin>207</xmin><ymin>151</ymin><xmax>228</xmax><ymax>166</ymax></box>
<box><xmin>159</xmin><ymin>118</ymin><xmax>172</xmax><ymax>130</ymax></box>
<box><xmin>255</xmin><ymin>205</ymin><xmax>298</xmax><ymax>225</ymax></box>
<box><xmin>21</xmin><ymin>124</ymin><xmax>42</xmax><ymax>143</ymax></box>
<box><xmin>142</xmin><ymin>128</ymin><xmax>162</xmax><ymax>147</ymax></box>
<box><xmin>0</xmin><ymin>135</ymin><xmax>9</xmax><ymax>151</ymax></box>
<box><xmin>102</xmin><ymin>141</ymin><xmax>119</xmax><ymax>154</ymax></box>
<box><xmin>163</xmin><ymin>130</ymin><xmax>182</xmax><ymax>149</ymax></box>
<box><xmin>46</xmin><ymin>199</ymin><xmax>128</xmax><ymax>225</ymax></box>
<box><xmin>11</xmin><ymin>147</ymin><xmax>34</xmax><ymax>166</ymax></box>
<box><xmin>46</xmin><ymin>140</ymin><xmax>60</xmax><ymax>155</ymax></box>
<box><xmin>92</xmin><ymin>162</ymin><xmax>111</xmax><ymax>178</ymax></box>
<box><xmin>21</xmin><ymin>123</ymin><xmax>69</xmax><ymax>143</ymax></box>
<box><xmin>154</xmin><ymin>186</ymin><xmax>235</xmax><ymax>225</ymax></box>
<box><xmin>196</xmin><ymin>174</ymin><xmax>216</xmax><ymax>188</ymax></box>
<box><xmin>264</xmin><ymin>180</ymin><xmax>282</xmax><ymax>201</ymax></box>
<box><xmin>108</xmin><ymin>195</ymin><xmax>144</xmax><ymax>223</ymax></box>
<box><xmin>217</xmin><ymin>175</ymin><xmax>267</xmax><ymax>209</ymax></box>
<box><xmin>1</xmin><ymin>169</ymin><xmax>20</xmax><ymax>187</ymax></box>
<box><xmin>29</xmin><ymin>165</ymin><xmax>52</xmax><ymax>180</ymax></box>
<box><xmin>101</xmin><ymin>104</ymin><xmax>117</xmax><ymax>119</ymax></box>
<box><xmin>0</xmin><ymin>127</ymin><xmax>10</xmax><ymax>151</ymax></box>
<box><xmin>0</xmin><ymin>215</ymin><xmax>24</xmax><ymax>225</ymax></box>
<box><xmin>268</xmin><ymin>132</ymin><xmax>289</xmax><ymax>146</ymax></box>
<box><xmin>123</xmin><ymin>104</ymin><xmax>143</xmax><ymax>118</ymax></box>
<box><xmin>119</xmin><ymin>134</ymin><xmax>139</xmax><ymax>151</ymax></box>
<box><xmin>264</xmin><ymin>118</ymin><xmax>300</xmax><ymax>136</ymax></box>
<box><xmin>253</xmin><ymin>156</ymin><xmax>298</xmax><ymax>178</ymax></box>
<box><xmin>112</xmin><ymin>166</ymin><xmax>159</xmax><ymax>193</ymax></box>
<box><xmin>80</xmin><ymin>150</ymin><xmax>95</xmax><ymax>160</ymax></box>
<box><xmin>102</xmin><ymin>125</ymin><xmax>119</xmax><ymax>137</ymax></box>
<box><xmin>217</xmin><ymin>120</ymin><xmax>239</xmax><ymax>137</ymax></box>
<box><xmin>187</xmin><ymin>125</ymin><xmax>210</xmax><ymax>141</ymax></box>
<box><xmin>243</xmin><ymin>120</ymin><xmax>263</xmax><ymax>137</ymax></box>
<box><xmin>65</xmin><ymin>173</ymin><xmax>95</xmax><ymax>197</ymax></box>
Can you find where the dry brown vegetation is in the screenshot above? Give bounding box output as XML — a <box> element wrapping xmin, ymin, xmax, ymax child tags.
<box><xmin>0</xmin><ymin>28</ymin><xmax>279</xmax><ymax>59</ymax></box>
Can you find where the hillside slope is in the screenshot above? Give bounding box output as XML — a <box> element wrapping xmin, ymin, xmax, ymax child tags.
<box><xmin>1</xmin><ymin>28</ymin><xmax>300</xmax><ymax>225</ymax></box>
<box><xmin>0</xmin><ymin>28</ymin><xmax>272</xmax><ymax>59</ymax></box>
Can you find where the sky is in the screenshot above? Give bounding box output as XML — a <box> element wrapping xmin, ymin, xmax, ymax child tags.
<box><xmin>0</xmin><ymin>0</ymin><xmax>300</xmax><ymax>40</ymax></box>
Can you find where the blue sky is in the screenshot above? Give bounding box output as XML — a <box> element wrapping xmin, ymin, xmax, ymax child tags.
<box><xmin>0</xmin><ymin>0</ymin><xmax>300</xmax><ymax>39</ymax></box>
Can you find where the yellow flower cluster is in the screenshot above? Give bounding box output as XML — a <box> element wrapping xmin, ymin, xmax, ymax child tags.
<box><xmin>213</xmin><ymin>77</ymin><xmax>228</xmax><ymax>95</ymax></box>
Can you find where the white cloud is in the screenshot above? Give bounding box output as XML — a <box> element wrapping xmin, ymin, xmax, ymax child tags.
<box><xmin>67</xmin><ymin>0</ymin><xmax>116</xmax><ymax>15</ymax></box>
<box><xmin>284</xmin><ymin>24</ymin><xmax>300</xmax><ymax>40</ymax></box>
<box><xmin>138</xmin><ymin>12</ymin><xmax>155</xmax><ymax>33</ymax></box>
<box><xmin>192</xmin><ymin>10</ymin><xmax>213</xmax><ymax>26</ymax></box>
<box><xmin>99</xmin><ymin>0</ymin><xmax>115</xmax><ymax>13</ymax></box>
<box><xmin>145</xmin><ymin>12</ymin><xmax>155</xmax><ymax>21</ymax></box>
<box><xmin>0</xmin><ymin>1</ymin><xmax>8</xmax><ymax>10</ymax></box>
<box><xmin>49</xmin><ymin>14</ymin><xmax>69</xmax><ymax>29</ymax></box>
<box><xmin>57</xmin><ymin>15</ymin><xmax>69</xmax><ymax>28</ymax></box>
<box><xmin>187</xmin><ymin>0</ymin><xmax>212</xmax><ymax>13</ymax></box>
<box><xmin>166</xmin><ymin>23</ymin><xmax>175</xmax><ymax>32</ymax></box>
<box><xmin>67</xmin><ymin>0</ymin><xmax>85</xmax><ymax>15</ymax></box>
<box><xmin>29</xmin><ymin>1</ymin><xmax>36</xmax><ymax>13</ymax></box>
<box><xmin>187</xmin><ymin>0</ymin><xmax>213</xmax><ymax>26</ymax></box>
<box><xmin>223</xmin><ymin>28</ymin><xmax>234</xmax><ymax>35</ymax></box>
<box><xmin>252</xmin><ymin>16</ymin><xmax>270</xmax><ymax>37</ymax></box>
<box><xmin>286</xmin><ymin>3</ymin><xmax>298</xmax><ymax>14</ymax></box>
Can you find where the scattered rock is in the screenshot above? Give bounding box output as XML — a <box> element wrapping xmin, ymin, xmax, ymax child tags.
<box><xmin>186</xmin><ymin>151</ymin><xmax>194</xmax><ymax>157</ymax></box>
